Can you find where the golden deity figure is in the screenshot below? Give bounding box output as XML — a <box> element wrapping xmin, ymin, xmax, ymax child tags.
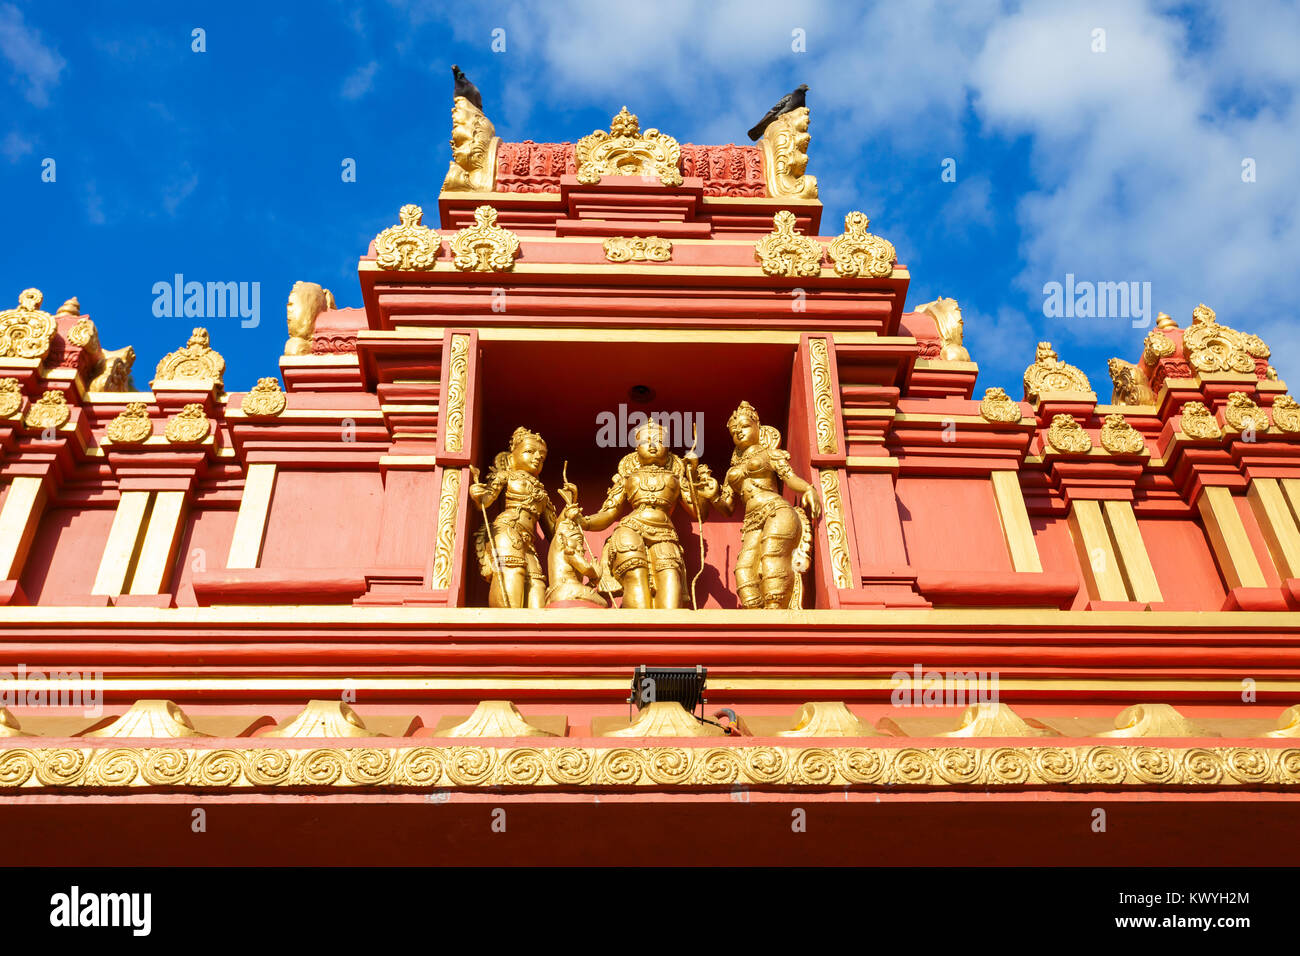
<box><xmin>470</xmin><ymin>427</ymin><xmax>557</xmax><ymax>608</ymax></box>
<box><xmin>562</xmin><ymin>419</ymin><xmax>716</xmax><ymax>610</ymax></box>
<box><xmin>714</xmin><ymin>402</ymin><xmax>820</xmax><ymax>609</ymax></box>
<box><xmin>545</xmin><ymin>511</ymin><xmax>609</xmax><ymax>608</ymax></box>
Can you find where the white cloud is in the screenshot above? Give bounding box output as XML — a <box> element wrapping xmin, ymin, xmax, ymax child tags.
<box><xmin>1</xmin><ymin>128</ymin><xmax>32</xmax><ymax>162</ymax></box>
<box><xmin>0</xmin><ymin>3</ymin><xmax>65</xmax><ymax>107</ymax></box>
<box><xmin>341</xmin><ymin>60</ymin><xmax>379</xmax><ymax>100</ymax></box>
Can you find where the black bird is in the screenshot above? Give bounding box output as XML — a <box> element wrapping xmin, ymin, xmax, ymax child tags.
<box><xmin>747</xmin><ymin>84</ymin><xmax>809</xmax><ymax>141</ymax></box>
<box><xmin>451</xmin><ymin>64</ymin><xmax>483</xmax><ymax>111</ymax></box>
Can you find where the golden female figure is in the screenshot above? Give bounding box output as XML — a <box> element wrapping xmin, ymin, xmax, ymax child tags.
<box><xmin>713</xmin><ymin>402</ymin><xmax>820</xmax><ymax>609</ymax></box>
<box><xmin>470</xmin><ymin>427</ymin><xmax>556</xmax><ymax>608</ymax></box>
<box><xmin>562</xmin><ymin>419</ymin><xmax>716</xmax><ymax>609</ymax></box>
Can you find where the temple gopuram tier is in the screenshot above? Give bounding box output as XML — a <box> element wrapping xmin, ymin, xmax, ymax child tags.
<box><xmin>2</xmin><ymin>99</ymin><xmax>1299</xmax><ymax>865</ymax></box>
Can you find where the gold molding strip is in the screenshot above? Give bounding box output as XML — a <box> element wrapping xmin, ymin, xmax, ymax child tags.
<box><xmin>990</xmin><ymin>471</ymin><xmax>1043</xmax><ymax>573</ymax></box>
<box><xmin>808</xmin><ymin>337</ymin><xmax>838</xmax><ymax>454</ymax></box>
<box><xmin>0</xmin><ymin>477</ymin><xmax>47</xmax><ymax>580</ymax></box>
<box><xmin>1198</xmin><ymin>486</ymin><xmax>1269</xmax><ymax>590</ymax></box>
<box><xmin>442</xmin><ymin>333</ymin><xmax>469</xmax><ymax>452</ymax></box>
<box><xmin>1248</xmin><ymin>477</ymin><xmax>1300</xmax><ymax>579</ymax></box>
<box><xmin>226</xmin><ymin>464</ymin><xmax>277</xmax><ymax>570</ymax></box>
<box><xmin>91</xmin><ymin>491</ymin><xmax>152</xmax><ymax>595</ymax></box>
<box><xmin>371</xmin><ymin>327</ymin><xmax>915</xmax><ymax>347</ymax></box>
<box><xmin>0</xmin><ymin>744</ymin><xmax>1296</xmax><ymax>789</ymax></box>
<box><xmin>1069</xmin><ymin>500</ymin><xmax>1128</xmax><ymax>601</ymax></box>
<box><xmin>1102</xmin><ymin>499</ymin><xmax>1163</xmax><ymax>602</ymax></box>
<box><xmin>818</xmin><ymin>469</ymin><xmax>853</xmax><ymax>588</ymax></box>
<box><xmin>128</xmin><ymin>491</ymin><xmax>187</xmax><ymax>595</ymax></box>
<box><xmin>431</xmin><ymin>468</ymin><xmax>461</xmax><ymax>589</ymax></box>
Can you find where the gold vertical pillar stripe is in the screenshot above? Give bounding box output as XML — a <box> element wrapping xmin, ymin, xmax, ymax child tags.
<box><xmin>226</xmin><ymin>463</ymin><xmax>277</xmax><ymax>569</ymax></box>
<box><xmin>1101</xmin><ymin>499</ymin><xmax>1163</xmax><ymax>602</ymax></box>
<box><xmin>1247</xmin><ymin>477</ymin><xmax>1300</xmax><ymax>580</ymax></box>
<box><xmin>990</xmin><ymin>471</ymin><xmax>1043</xmax><ymax>573</ymax></box>
<box><xmin>0</xmin><ymin>477</ymin><xmax>47</xmax><ymax>580</ymax></box>
<box><xmin>91</xmin><ymin>491</ymin><xmax>153</xmax><ymax>596</ymax></box>
<box><xmin>431</xmin><ymin>467</ymin><xmax>461</xmax><ymax>590</ymax></box>
<box><xmin>808</xmin><ymin>338</ymin><xmax>838</xmax><ymax>455</ymax></box>
<box><xmin>1281</xmin><ymin>478</ymin><xmax>1300</xmax><ymax>521</ymax></box>
<box><xmin>1197</xmin><ymin>485</ymin><xmax>1268</xmax><ymax>590</ymax></box>
<box><xmin>128</xmin><ymin>491</ymin><xmax>188</xmax><ymax>595</ymax></box>
<box><xmin>817</xmin><ymin>468</ymin><xmax>853</xmax><ymax>589</ymax></box>
<box><xmin>1068</xmin><ymin>499</ymin><xmax>1128</xmax><ymax>601</ymax></box>
<box><xmin>443</xmin><ymin>333</ymin><xmax>470</xmax><ymax>453</ymax></box>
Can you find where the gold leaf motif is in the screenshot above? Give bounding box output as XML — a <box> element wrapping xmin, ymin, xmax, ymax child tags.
<box><xmin>755</xmin><ymin>210</ymin><xmax>822</xmax><ymax>278</ymax></box>
<box><xmin>1099</xmin><ymin>413</ymin><xmax>1145</xmax><ymax>454</ymax></box>
<box><xmin>1108</xmin><ymin>357</ymin><xmax>1155</xmax><ymax>405</ymax></box>
<box><xmin>1046</xmin><ymin>413</ymin><xmax>1092</xmax><ymax>454</ymax></box>
<box><xmin>163</xmin><ymin>403</ymin><xmax>211</xmax><ymax>444</ymax></box>
<box><xmin>979</xmin><ymin>386</ymin><xmax>1022</xmax><ymax>423</ymax></box>
<box><xmin>450</xmin><ymin>205</ymin><xmax>520</xmax><ymax>272</ymax></box>
<box><xmin>941</xmin><ymin>702</ymin><xmax>1056</xmax><ymax>737</ymax></box>
<box><xmin>0</xmin><ymin>288</ymin><xmax>57</xmax><ymax>360</ymax></box>
<box><xmin>1182</xmin><ymin>303</ymin><xmax>1269</xmax><ymax>375</ymax></box>
<box><xmin>915</xmin><ymin>297</ymin><xmax>968</xmax><ymax>360</ymax></box>
<box><xmin>431</xmin><ymin>467</ymin><xmax>461</xmax><ymax>589</ymax></box>
<box><xmin>602</xmin><ymin>236</ymin><xmax>672</xmax><ymax>262</ymax></box>
<box><xmin>777</xmin><ymin>702</ymin><xmax>877</xmax><ymax>737</ymax></box>
<box><xmin>603</xmin><ymin>701</ymin><xmax>723</xmax><ymax>737</ymax></box>
<box><xmin>1271</xmin><ymin>396</ymin><xmax>1300</xmax><ymax>434</ymax></box>
<box><xmin>1142</xmin><ymin>328</ymin><xmax>1176</xmax><ymax>365</ymax></box>
<box><xmin>66</xmin><ymin>316</ymin><xmax>97</xmax><ymax>349</ymax></box>
<box><xmin>1223</xmin><ymin>391</ymin><xmax>1269</xmax><ymax>434</ymax></box>
<box><xmin>760</xmin><ymin>106</ymin><xmax>817</xmax><ymax>200</ymax></box>
<box><xmin>240</xmin><ymin>377</ymin><xmax>286</xmax><ymax>418</ymax></box>
<box><xmin>374</xmin><ymin>204</ymin><xmax>441</xmax><ymax>271</ymax></box>
<box><xmin>23</xmin><ymin>389</ymin><xmax>69</xmax><ymax>430</ymax></box>
<box><xmin>441</xmin><ymin>701</ymin><xmax>556</xmax><ymax>738</ymax></box>
<box><xmin>1179</xmin><ymin>401</ymin><xmax>1222</xmax><ymax>439</ymax></box>
<box><xmin>575</xmin><ymin>107</ymin><xmax>683</xmax><ymax>187</ymax></box>
<box><xmin>827</xmin><ymin>211</ymin><xmax>897</xmax><ymax>279</ymax></box>
<box><xmin>808</xmin><ymin>337</ymin><xmax>837</xmax><ymax>453</ymax></box>
<box><xmin>442</xmin><ymin>97</ymin><xmax>500</xmax><ymax>192</ymax></box>
<box><xmin>84</xmin><ymin>700</ymin><xmax>205</xmax><ymax>739</ymax></box>
<box><xmin>443</xmin><ymin>334</ymin><xmax>469</xmax><ymax>452</ymax></box>
<box><xmin>105</xmin><ymin>402</ymin><xmax>153</xmax><ymax>444</ymax></box>
<box><xmin>264</xmin><ymin>701</ymin><xmax>372</xmax><ymax>738</ymax></box>
<box><xmin>1023</xmin><ymin>342</ymin><xmax>1092</xmax><ymax>401</ymax></box>
<box><xmin>154</xmin><ymin>327</ymin><xmax>225</xmax><ymax>387</ymax></box>
<box><xmin>819</xmin><ymin>468</ymin><xmax>853</xmax><ymax>589</ymax></box>
<box><xmin>1100</xmin><ymin>703</ymin><xmax>1215</xmax><ymax>738</ymax></box>
<box><xmin>0</xmin><ymin>378</ymin><xmax>22</xmax><ymax>419</ymax></box>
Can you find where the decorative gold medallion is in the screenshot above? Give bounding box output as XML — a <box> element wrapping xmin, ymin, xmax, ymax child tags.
<box><xmin>760</xmin><ymin>106</ymin><xmax>818</xmax><ymax>200</ymax></box>
<box><xmin>450</xmin><ymin>205</ymin><xmax>520</xmax><ymax>272</ymax></box>
<box><xmin>1270</xmin><ymin>395</ymin><xmax>1300</xmax><ymax>433</ymax></box>
<box><xmin>1099</xmin><ymin>413</ymin><xmax>1145</xmax><ymax>454</ymax></box>
<box><xmin>442</xmin><ymin>96</ymin><xmax>500</xmax><ymax>192</ymax></box>
<box><xmin>575</xmin><ymin>107</ymin><xmax>683</xmax><ymax>187</ymax></box>
<box><xmin>1023</xmin><ymin>342</ymin><xmax>1093</xmax><ymax>401</ymax></box>
<box><xmin>915</xmin><ymin>297</ymin><xmax>968</xmax><ymax>360</ymax></box>
<box><xmin>1142</xmin><ymin>328</ymin><xmax>1176</xmax><ymax>365</ymax></box>
<box><xmin>1179</xmin><ymin>401</ymin><xmax>1222</xmax><ymax>439</ymax></box>
<box><xmin>0</xmin><ymin>288</ymin><xmax>57</xmax><ymax>360</ymax></box>
<box><xmin>755</xmin><ymin>210</ymin><xmax>822</xmax><ymax>278</ymax></box>
<box><xmin>602</xmin><ymin>236</ymin><xmax>672</xmax><ymax>262</ymax></box>
<box><xmin>240</xmin><ymin>377</ymin><xmax>286</xmax><ymax>418</ymax></box>
<box><xmin>154</xmin><ymin>328</ymin><xmax>225</xmax><ymax>387</ymax></box>
<box><xmin>1223</xmin><ymin>391</ymin><xmax>1269</xmax><ymax>433</ymax></box>
<box><xmin>979</xmin><ymin>386</ymin><xmax>1022</xmax><ymax>423</ymax></box>
<box><xmin>105</xmin><ymin>402</ymin><xmax>153</xmax><ymax>444</ymax></box>
<box><xmin>163</xmin><ymin>403</ymin><xmax>211</xmax><ymax>444</ymax></box>
<box><xmin>1182</xmin><ymin>303</ymin><xmax>1270</xmax><ymax>375</ymax></box>
<box><xmin>0</xmin><ymin>378</ymin><xmax>22</xmax><ymax>418</ymax></box>
<box><xmin>1046</xmin><ymin>413</ymin><xmax>1092</xmax><ymax>453</ymax></box>
<box><xmin>23</xmin><ymin>389</ymin><xmax>69</xmax><ymax>430</ymax></box>
<box><xmin>374</xmin><ymin>204</ymin><xmax>441</xmax><ymax>271</ymax></box>
<box><xmin>827</xmin><ymin>211</ymin><xmax>897</xmax><ymax>279</ymax></box>
<box><xmin>1108</xmin><ymin>358</ymin><xmax>1155</xmax><ymax>405</ymax></box>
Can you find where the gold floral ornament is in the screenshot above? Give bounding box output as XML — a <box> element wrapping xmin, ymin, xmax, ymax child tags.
<box><xmin>1023</xmin><ymin>342</ymin><xmax>1093</xmax><ymax>401</ymax></box>
<box><xmin>442</xmin><ymin>96</ymin><xmax>500</xmax><ymax>192</ymax></box>
<box><xmin>23</xmin><ymin>389</ymin><xmax>70</xmax><ymax>431</ymax></box>
<box><xmin>979</xmin><ymin>386</ymin><xmax>1022</xmax><ymax>423</ymax></box>
<box><xmin>575</xmin><ymin>106</ymin><xmax>683</xmax><ymax>187</ymax></box>
<box><xmin>915</xmin><ymin>297</ymin><xmax>968</xmax><ymax>360</ymax></box>
<box><xmin>755</xmin><ymin>210</ymin><xmax>823</xmax><ymax>278</ymax></box>
<box><xmin>154</xmin><ymin>327</ymin><xmax>225</xmax><ymax>388</ymax></box>
<box><xmin>1178</xmin><ymin>401</ymin><xmax>1222</xmax><ymax>439</ymax></box>
<box><xmin>1046</xmin><ymin>413</ymin><xmax>1092</xmax><ymax>453</ymax></box>
<box><xmin>0</xmin><ymin>288</ymin><xmax>58</xmax><ymax>360</ymax></box>
<box><xmin>1108</xmin><ymin>357</ymin><xmax>1155</xmax><ymax>405</ymax></box>
<box><xmin>1181</xmin><ymin>303</ymin><xmax>1270</xmax><ymax>375</ymax></box>
<box><xmin>163</xmin><ymin>403</ymin><xmax>211</xmax><ymax>444</ymax></box>
<box><xmin>828</xmin><ymin>211</ymin><xmax>897</xmax><ymax>279</ymax></box>
<box><xmin>761</xmin><ymin>106</ymin><xmax>818</xmax><ymax>200</ymax></box>
<box><xmin>1223</xmin><ymin>391</ymin><xmax>1269</xmax><ymax>434</ymax></box>
<box><xmin>105</xmin><ymin>402</ymin><xmax>153</xmax><ymax>445</ymax></box>
<box><xmin>240</xmin><ymin>377</ymin><xmax>286</xmax><ymax>418</ymax></box>
<box><xmin>1099</xmin><ymin>413</ymin><xmax>1145</xmax><ymax>454</ymax></box>
<box><xmin>0</xmin><ymin>378</ymin><xmax>22</xmax><ymax>418</ymax></box>
<box><xmin>450</xmin><ymin>204</ymin><xmax>520</xmax><ymax>272</ymax></box>
<box><xmin>602</xmin><ymin>236</ymin><xmax>672</xmax><ymax>262</ymax></box>
<box><xmin>1271</xmin><ymin>395</ymin><xmax>1300</xmax><ymax>434</ymax></box>
<box><xmin>373</xmin><ymin>204</ymin><xmax>441</xmax><ymax>271</ymax></box>
<box><xmin>1142</xmin><ymin>328</ymin><xmax>1176</xmax><ymax>365</ymax></box>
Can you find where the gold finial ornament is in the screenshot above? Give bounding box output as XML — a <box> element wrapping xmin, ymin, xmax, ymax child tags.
<box><xmin>941</xmin><ymin>702</ymin><xmax>1056</xmax><ymax>737</ymax></box>
<box><xmin>1223</xmin><ymin>391</ymin><xmax>1269</xmax><ymax>433</ymax></box>
<box><xmin>154</xmin><ymin>327</ymin><xmax>225</xmax><ymax>387</ymax></box>
<box><xmin>575</xmin><ymin>107</ymin><xmax>684</xmax><ymax>187</ymax></box>
<box><xmin>441</xmin><ymin>701</ymin><xmax>557</xmax><ymax>738</ymax></box>
<box><xmin>602</xmin><ymin>236</ymin><xmax>672</xmax><ymax>262</ymax></box>
<box><xmin>0</xmin><ymin>378</ymin><xmax>22</xmax><ymax>418</ymax></box>
<box><xmin>1270</xmin><ymin>395</ymin><xmax>1300</xmax><ymax>433</ymax></box>
<box><xmin>1023</xmin><ymin>342</ymin><xmax>1093</xmax><ymax>401</ymax></box>
<box><xmin>105</xmin><ymin>402</ymin><xmax>153</xmax><ymax>444</ymax></box>
<box><xmin>23</xmin><ymin>389</ymin><xmax>69</xmax><ymax>430</ymax></box>
<box><xmin>760</xmin><ymin>106</ymin><xmax>818</xmax><ymax>200</ymax></box>
<box><xmin>1108</xmin><ymin>357</ymin><xmax>1156</xmax><ymax>405</ymax></box>
<box><xmin>1100</xmin><ymin>703</ymin><xmax>1214</xmax><ymax>738</ymax></box>
<box><xmin>915</xmin><ymin>297</ymin><xmax>968</xmax><ymax>360</ymax></box>
<box><xmin>0</xmin><ymin>288</ymin><xmax>57</xmax><ymax>360</ymax></box>
<box><xmin>85</xmin><ymin>700</ymin><xmax>207</xmax><ymax>739</ymax></box>
<box><xmin>603</xmin><ymin>701</ymin><xmax>724</xmax><ymax>737</ymax></box>
<box><xmin>442</xmin><ymin>96</ymin><xmax>500</xmax><ymax>192</ymax></box>
<box><xmin>1046</xmin><ymin>413</ymin><xmax>1092</xmax><ymax>453</ymax></box>
<box><xmin>713</xmin><ymin>402</ymin><xmax>819</xmax><ymax>609</ymax></box>
<box><xmin>1099</xmin><ymin>413</ymin><xmax>1145</xmax><ymax>454</ymax></box>
<box><xmin>284</xmin><ymin>281</ymin><xmax>335</xmax><ymax>356</ymax></box>
<box><xmin>1155</xmin><ymin>311</ymin><xmax>1178</xmax><ymax>329</ymax></box>
<box><xmin>163</xmin><ymin>403</ymin><xmax>211</xmax><ymax>444</ymax></box>
<box><xmin>979</xmin><ymin>386</ymin><xmax>1022</xmax><ymax>423</ymax></box>
<box><xmin>1142</xmin><ymin>328</ymin><xmax>1176</xmax><ymax>365</ymax></box>
<box><xmin>241</xmin><ymin>377</ymin><xmax>287</xmax><ymax>418</ymax></box>
<box><xmin>827</xmin><ymin>211</ymin><xmax>897</xmax><ymax>279</ymax></box>
<box><xmin>471</xmin><ymin>428</ymin><xmax>557</xmax><ymax>609</ymax></box>
<box><xmin>450</xmin><ymin>205</ymin><xmax>521</xmax><ymax>272</ymax></box>
<box><xmin>777</xmin><ymin>701</ymin><xmax>877</xmax><ymax>737</ymax></box>
<box><xmin>1178</xmin><ymin>401</ymin><xmax>1222</xmax><ymax>439</ymax></box>
<box><xmin>56</xmin><ymin>296</ymin><xmax>81</xmax><ymax>316</ymax></box>
<box><xmin>755</xmin><ymin>210</ymin><xmax>822</xmax><ymax>278</ymax></box>
<box><xmin>374</xmin><ymin>204</ymin><xmax>441</xmax><ymax>271</ymax></box>
<box><xmin>264</xmin><ymin>700</ymin><xmax>374</xmax><ymax>738</ymax></box>
<box><xmin>1182</xmin><ymin>303</ymin><xmax>1270</xmax><ymax>375</ymax></box>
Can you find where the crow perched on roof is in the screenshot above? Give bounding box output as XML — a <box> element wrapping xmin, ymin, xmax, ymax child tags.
<box><xmin>747</xmin><ymin>84</ymin><xmax>809</xmax><ymax>141</ymax></box>
<box><xmin>451</xmin><ymin>64</ymin><xmax>483</xmax><ymax>111</ymax></box>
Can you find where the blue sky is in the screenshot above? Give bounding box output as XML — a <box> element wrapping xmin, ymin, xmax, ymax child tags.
<box><xmin>2</xmin><ymin>0</ymin><xmax>1298</xmax><ymax>393</ymax></box>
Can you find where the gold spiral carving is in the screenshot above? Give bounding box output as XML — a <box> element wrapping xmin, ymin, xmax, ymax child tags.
<box><xmin>431</xmin><ymin>467</ymin><xmax>461</xmax><ymax>590</ymax></box>
<box><xmin>808</xmin><ymin>337</ymin><xmax>838</xmax><ymax>454</ymax></box>
<box><xmin>818</xmin><ymin>468</ymin><xmax>853</xmax><ymax>589</ymax></box>
<box><xmin>443</xmin><ymin>333</ymin><xmax>470</xmax><ymax>452</ymax></box>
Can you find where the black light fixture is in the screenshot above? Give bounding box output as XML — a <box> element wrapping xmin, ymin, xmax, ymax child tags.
<box><xmin>628</xmin><ymin>665</ymin><xmax>707</xmax><ymax>721</ymax></box>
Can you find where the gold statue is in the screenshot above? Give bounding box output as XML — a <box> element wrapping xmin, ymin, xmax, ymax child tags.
<box><xmin>562</xmin><ymin>419</ymin><xmax>715</xmax><ymax>609</ymax></box>
<box><xmin>284</xmin><ymin>281</ymin><xmax>335</xmax><ymax>357</ymax></box>
<box><xmin>545</xmin><ymin>511</ymin><xmax>609</xmax><ymax>608</ymax></box>
<box><xmin>714</xmin><ymin>402</ymin><xmax>820</xmax><ymax>609</ymax></box>
<box><xmin>470</xmin><ymin>427</ymin><xmax>557</xmax><ymax>608</ymax></box>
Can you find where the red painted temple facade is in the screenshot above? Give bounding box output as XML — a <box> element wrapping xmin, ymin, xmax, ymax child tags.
<box><xmin>1</xmin><ymin>103</ymin><xmax>1298</xmax><ymax>864</ymax></box>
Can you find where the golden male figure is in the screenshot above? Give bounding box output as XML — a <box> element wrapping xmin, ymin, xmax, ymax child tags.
<box><xmin>713</xmin><ymin>402</ymin><xmax>820</xmax><ymax>609</ymax></box>
<box><xmin>470</xmin><ymin>427</ymin><xmax>557</xmax><ymax>608</ymax></box>
<box><xmin>562</xmin><ymin>419</ymin><xmax>716</xmax><ymax>609</ymax></box>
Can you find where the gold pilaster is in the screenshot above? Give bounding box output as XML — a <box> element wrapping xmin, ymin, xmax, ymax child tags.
<box><xmin>431</xmin><ymin>467</ymin><xmax>461</xmax><ymax>590</ymax></box>
<box><xmin>226</xmin><ymin>463</ymin><xmax>277</xmax><ymax>569</ymax></box>
<box><xmin>1101</xmin><ymin>499</ymin><xmax>1163</xmax><ymax>602</ymax></box>
<box><xmin>91</xmin><ymin>491</ymin><xmax>152</xmax><ymax>595</ymax></box>
<box><xmin>1197</xmin><ymin>485</ymin><xmax>1268</xmax><ymax>590</ymax></box>
<box><xmin>0</xmin><ymin>476</ymin><xmax>47</xmax><ymax>580</ymax></box>
<box><xmin>1247</xmin><ymin>477</ymin><xmax>1300</xmax><ymax>579</ymax></box>
<box><xmin>1068</xmin><ymin>499</ymin><xmax>1128</xmax><ymax>601</ymax></box>
<box><xmin>128</xmin><ymin>490</ymin><xmax>188</xmax><ymax>594</ymax></box>
<box><xmin>990</xmin><ymin>470</ymin><xmax>1043</xmax><ymax>573</ymax></box>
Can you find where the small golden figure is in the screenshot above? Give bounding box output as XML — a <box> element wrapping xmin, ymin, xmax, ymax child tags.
<box><xmin>545</xmin><ymin>512</ymin><xmax>609</xmax><ymax>608</ymax></box>
<box><xmin>562</xmin><ymin>419</ymin><xmax>716</xmax><ymax>609</ymax></box>
<box><xmin>714</xmin><ymin>402</ymin><xmax>820</xmax><ymax>609</ymax></box>
<box><xmin>470</xmin><ymin>427</ymin><xmax>556</xmax><ymax>608</ymax></box>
